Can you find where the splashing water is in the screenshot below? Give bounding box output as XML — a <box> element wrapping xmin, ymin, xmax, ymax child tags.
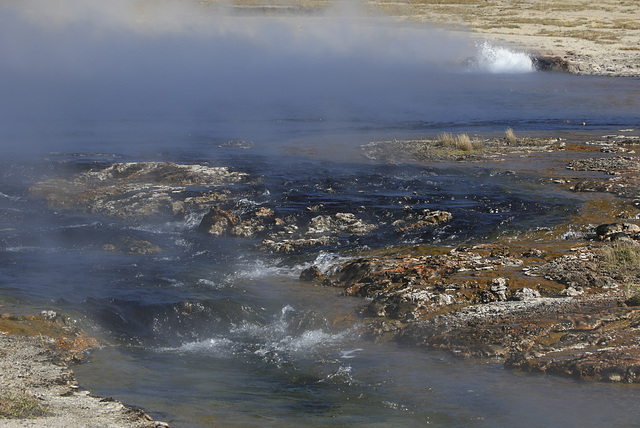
<box><xmin>476</xmin><ymin>41</ymin><xmax>534</xmax><ymax>73</ymax></box>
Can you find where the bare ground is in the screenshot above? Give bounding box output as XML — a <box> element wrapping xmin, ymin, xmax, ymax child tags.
<box><xmin>0</xmin><ymin>313</ymin><xmax>168</xmax><ymax>428</ymax></box>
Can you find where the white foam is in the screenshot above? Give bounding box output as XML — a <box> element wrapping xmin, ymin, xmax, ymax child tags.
<box><xmin>231</xmin><ymin>305</ymin><xmax>352</xmax><ymax>357</ymax></box>
<box><xmin>158</xmin><ymin>337</ymin><xmax>234</xmax><ymax>356</ymax></box>
<box><xmin>230</xmin><ymin>259</ymin><xmax>296</xmax><ymax>280</ymax></box>
<box><xmin>475</xmin><ymin>41</ymin><xmax>534</xmax><ymax>74</ymax></box>
<box><xmin>0</xmin><ymin>192</ymin><xmax>22</xmax><ymax>201</ymax></box>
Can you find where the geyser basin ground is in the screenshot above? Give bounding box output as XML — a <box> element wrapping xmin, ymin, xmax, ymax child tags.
<box><xmin>2</xmin><ymin>1</ymin><xmax>640</xmax><ymax>426</ymax></box>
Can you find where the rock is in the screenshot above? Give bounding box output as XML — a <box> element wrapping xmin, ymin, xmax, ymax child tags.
<box><xmin>522</xmin><ymin>248</ymin><xmax>545</xmax><ymax>258</ymax></box>
<box><xmin>307</xmin><ymin>212</ymin><xmax>376</xmax><ymax>235</ymax></box>
<box><xmin>394</xmin><ymin>210</ymin><xmax>452</xmax><ymax>233</ymax></box>
<box><xmin>489</xmin><ymin>277</ymin><xmax>509</xmax><ymax>301</ymax></box>
<box><xmin>512</xmin><ymin>287</ymin><xmax>541</xmax><ymax>301</ymax></box>
<box><xmin>260</xmin><ymin>236</ymin><xmax>336</xmax><ymax>254</ymax></box>
<box><xmin>300</xmin><ymin>266</ymin><xmax>322</xmax><ymax>281</ymax></box>
<box><xmin>568</xmin><ymin>156</ymin><xmax>640</xmax><ymax>174</ymax></box>
<box><xmin>102</xmin><ymin>237</ymin><xmax>162</xmax><ymax>255</ymax></box>
<box><xmin>527</xmin><ymin>248</ymin><xmax>617</xmax><ymax>290</ymax></box>
<box><xmin>30</xmin><ymin>162</ymin><xmax>247</xmax><ymax>221</ymax></box>
<box><xmin>198</xmin><ymin>206</ymin><xmax>238</xmax><ymax>236</ymax></box>
<box><xmin>624</xmin><ymin>294</ymin><xmax>640</xmax><ymax>306</ymax></box>
<box><xmin>595</xmin><ymin>223</ymin><xmax>640</xmax><ymax>240</ymax></box>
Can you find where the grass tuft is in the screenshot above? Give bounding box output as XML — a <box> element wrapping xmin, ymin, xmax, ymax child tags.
<box><xmin>0</xmin><ymin>392</ymin><xmax>47</xmax><ymax>419</ymax></box>
<box><xmin>437</xmin><ymin>132</ymin><xmax>481</xmax><ymax>152</ymax></box>
<box><xmin>600</xmin><ymin>241</ymin><xmax>640</xmax><ymax>299</ymax></box>
<box><xmin>601</xmin><ymin>241</ymin><xmax>640</xmax><ymax>273</ymax></box>
<box><xmin>504</xmin><ymin>128</ymin><xmax>518</xmax><ymax>146</ymax></box>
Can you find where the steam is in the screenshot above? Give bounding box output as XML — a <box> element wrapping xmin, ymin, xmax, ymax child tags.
<box><xmin>0</xmin><ymin>0</ymin><xmax>536</xmax><ymax>154</ymax></box>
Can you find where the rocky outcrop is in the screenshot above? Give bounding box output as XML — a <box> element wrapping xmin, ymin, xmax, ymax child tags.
<box><xmin>568</xmin><ymin>156</ymin><xmax>640</xmax><ymax>175</ymax></box>
<box><xmin>30</xmin><ymin>162</ymin><xmax>247</xmax><ymax>221</ymax></box>
<box><xmin>302</xmin><ymin>245</ymin><xmax>534</xmax><ymax>321</ymax></box>
<box><xmin>299</xmin><ymin>235</ymin><xmax>640</xmax><ymax>382</ymax></box>
<box><xmin>399</xmin><ymin>293</ymin><xmax>640</xmax><ymax>384</ymax></box>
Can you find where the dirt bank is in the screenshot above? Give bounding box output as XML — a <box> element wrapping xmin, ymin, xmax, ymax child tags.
<box><xmin>0</xmin><ymin>312</ymin><xmax>168</xmax><ymax>427</ymax></box>
<box><xmin>375</xmin><ymin>0</ymin><xmax>640</xmax><ymax>76</ymax></box>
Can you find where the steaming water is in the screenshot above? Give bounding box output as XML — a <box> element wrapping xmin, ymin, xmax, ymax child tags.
<box><xmin>2</xmin><ymin>2</ymin><xmax>640</xmax><ymax>426</ymax></box>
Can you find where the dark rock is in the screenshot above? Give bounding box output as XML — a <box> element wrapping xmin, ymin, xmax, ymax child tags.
<box><xmin>300</xmin><ymin>266</ymin><xmax>322</xmax><ymax>281</ymax></box>
<box><xmin>532</xmin><ymin>55</ymin><xmax>570</xmax><ymax>72</ymax></box>
<box><xmin>595</xmin><ymin>223</ymin><xmax>640</xmax><ymax>240</ymax></box>
<box><xmin>102</xmin><ymin>237</ymin><xmax>162</xmax><ymax>255</ymax></box>
<box><xmin>625</xmin><ymin>294</ymin><xmax>640</xmax><ymax>306</ymax></box>
<box><xmin>198</xmin><ymin>206</ymin><xmax>238</xmax><ymax>236</ymax></box>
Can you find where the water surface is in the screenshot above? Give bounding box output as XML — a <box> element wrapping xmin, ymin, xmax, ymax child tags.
<box><xmin>1</xmin><ymin>2</ymin><xmax>640</xmax><ymax>426</ymax></box>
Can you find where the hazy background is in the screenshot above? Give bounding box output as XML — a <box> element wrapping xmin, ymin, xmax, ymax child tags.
<box><xmin>0</xmin><ymin>0</ymin><xmax>538</xmax><ymax>156</ymax></box>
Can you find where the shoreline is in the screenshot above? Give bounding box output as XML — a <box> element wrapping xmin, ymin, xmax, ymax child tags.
<box><xmin>377</xmin><ymin>0</ymin><xmax>640</xmax><ymax>77</ymax></box>
<box><xmin>4</xmin><ymin>128</ymin><xmax>640</xmax><ymax>425</ymax></box>
<box><xmin>0</xmin><ymin>312</ymin><xmax>168</xmax><ymax>427</ymax></box>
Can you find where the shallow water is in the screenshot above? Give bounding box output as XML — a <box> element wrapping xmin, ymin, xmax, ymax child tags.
<box><xmin>2</xmin><ymin>3</ymin><xmax>640</xmax><ymax>426</ymax></box>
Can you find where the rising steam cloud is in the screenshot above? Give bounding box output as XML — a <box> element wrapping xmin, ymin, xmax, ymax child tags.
<box><xmin>0</xmin><ymin>0</ymin><xmax>534</xmax><ymax>152</ymax></box>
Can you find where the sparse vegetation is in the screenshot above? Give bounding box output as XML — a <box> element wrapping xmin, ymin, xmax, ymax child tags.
<box><xmin>600</xmin><ymin>241</ymin><xmax>640</xmax><ymax>300</ymax></box>
<box><xmin>600</xmin><ymin>241</ymin><xmax>640</xmax><ymax>273</ymax></box>
<box><xmin>0</xmin><ymin>392</ymin><xmax>47</xmax><ymax>419</ymax></box>
<box><xmin>437</xmin><ymin>132</ymin><xmax>482</xmax><ymax>152</ymax></box>
<box><xmin>504</xmin><ymin>128</ymin><xmax>518</xmax><ymax>146</ymax></box>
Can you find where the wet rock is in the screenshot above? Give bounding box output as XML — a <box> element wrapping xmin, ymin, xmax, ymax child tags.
<box><xmin>307</xmin><ymin>212</ymin><xmax>376</xmax><ymax>235</ymax></box>
<box><xmin>30</xmin><ymin>162</ymin><xmax>247</xmax><ymax>221</ymax></box>
<box><xmin>393</xmin><ymin>210</ymin><xmax>452</xmax><ymax>234</ymax></box>
<box><xmin>300</xmin><ymin>266</ymin><xmax>322</xmax><ymax>281</ymax></box>
<box><xmin>505</xmin><ymin>306</ymin><xmax>640</xmax><ymax>383</ymax></box>
<box><xmin>595</xmin><ymin>222</ymin><xmax>640</xmax><ymax>241</ymax></box>
<box><xmin>367</xmin><ymin>286</ymin><xmax>457</xmax><ymax>320</ymax></box>
<box><xmin>532</xmin><ymin>54</ymin><xmax>570</xmax><ymax>72</ymax></box>
<box><xmin>198</xmin><ymin>206</ymin><xmax>238</xmax><ymax>236</ymax></box>
<box><xmin>261</xmin><ymin>236</ymin><xmax>336</xmax><ymax>254</ymax></box>
<box><xmin>314</xmin><ymin>248</ymin><xmax>527</xmax><ymax>320</ymax></box>
<box><xmin>102</xmin><ymin>236</ymin><xmax>162</xmax><ymax>255</ymax></box>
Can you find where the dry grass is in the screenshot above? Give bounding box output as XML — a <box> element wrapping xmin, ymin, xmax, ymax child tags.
<box><xmin>600</xmin><ymin>241</ymin><xmax>640</xmax><ymax>274</ymax></box>
<box><xmin>437</xmin><ymin>132</ymin><xmax>482</xmax><ymax>151</ymax></box>
<box><xmin>0</xmin><ymin>392</ymin><xmax>47</xmax><ymax>419</ymax></box>
<box><xmin>405</xmin><ymin>0</ymin><xmax>485</xmax><ymax>4</ymax></box>
<box><xmin>504</xmin><ymin>128</ymin><xmax>517</xmax><ymax>146</ymax></box>
<box><xmin>600</xmin><ymin>241</ymin><xmax>640</xmax><ymax>299</ymax></box>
